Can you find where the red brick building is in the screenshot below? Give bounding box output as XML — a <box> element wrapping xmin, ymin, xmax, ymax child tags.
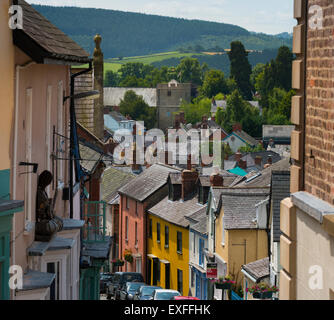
<box><xmin>118</xmin><ymin>164</ymin><xmax>181</xmax><ymax>281</ymax></box>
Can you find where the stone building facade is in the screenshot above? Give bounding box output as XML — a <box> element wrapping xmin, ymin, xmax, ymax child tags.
<box><xmin>156</xmin><ymin>80</ymin><xmax>192</xmax><ymax>131</ymax></box>
<box><xmin>280</xmin><ymin>0</ymin><xmax>334</xmax><ymax>300</ymax></box>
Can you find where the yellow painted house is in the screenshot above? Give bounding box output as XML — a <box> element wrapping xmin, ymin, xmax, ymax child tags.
<box><xmin>147</xmin><ymin>171</ymin><xmax>205</xmax><ymax>296</ymax></box>
<box><xmin>208</xmin><ymin>188</ymin><xmax>270</xmax><ymax>298</ymax></box>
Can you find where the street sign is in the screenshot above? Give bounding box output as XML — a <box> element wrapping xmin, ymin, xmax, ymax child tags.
<box><xmin>206</xmin><ymin>262</ymin><xmax>217</xmax><ymax>279</ymax></box>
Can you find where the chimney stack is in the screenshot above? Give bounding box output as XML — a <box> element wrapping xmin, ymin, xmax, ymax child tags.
<box><xmin>187</xmin><ymin>154</ymin><xmax>192</xmax><ymax>171</ymax></box>
<box><xmin>181</xmin><ymin>170</ymin><xmax>199</xmax><ymax>201</ymax></box>
<box><xmin>267</xmin><ymin>156</ymin><xmax>273</xmax><ymax>165</ymax></box>
<box><xmin>235</xmin><ymin>151</ymin><xmax>242</xmax><ymax>162</ymax></box>
<box><xmin>238</xmin><ymin>159</ymin><xmax>247</xmax><ymax>170</ymax></box>
<box><xmin>210</xmin><ymin>173</ymin><xmax>224</xmax><ymax>187</ymax></box>
<box><xmin>255</xmin><ymin>156</ymin><xmax>262</xmax><ymax>167</ymax></box>
<box><xmin>132</xmin><ymin>142</ymin><xmax>140</xmax><ymax>172</ymax></box>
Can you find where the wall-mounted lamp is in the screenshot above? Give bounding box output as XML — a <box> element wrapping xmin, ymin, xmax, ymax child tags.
<box><xmin>19</xmin><ymin>162</ymin><xmax>38</xmax><ymax>175</ymax></box>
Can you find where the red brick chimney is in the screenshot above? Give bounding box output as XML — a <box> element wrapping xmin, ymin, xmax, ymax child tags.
<box><xmin>210</xmin><ymin>173</ymin><xmax>224</xmax><ymax>187</ymax></box>
<box><xmin>232</xmin><ymin>123</ymin><xmax>242</xmax><ymax>132</ymax></box>
<box><xmin>235</xmin><ymin>151</ymin><xmax>242</xmax><ymax>162</ymax></box>
<box><xmin>238</xmin><ymin>159</ymin><xmax>247</xmax><ymax>170</ymax></box>
<box><xmin>255</xmin><ymin>156</ymin><xmax>262</xmax><ymax>167</ymax></box>
<box><xmin>181</xmin><ymin>170</ymin><xmax>199</xmax><ymax>201</ymax></box>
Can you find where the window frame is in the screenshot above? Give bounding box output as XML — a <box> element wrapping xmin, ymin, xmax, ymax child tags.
<box><xmin>164</xmin><ymin>225</ymin><xmax>169</xmax><ymax>248</ymax></box>
<box><xmin>156</xmin><ymin>222</ymin><xmax>161</xmax><ymax>243</ymax></box>
<box><xmin>177</xmin><ymin>269</ymin><xmax>183</xmax><ymax>295</ymax></box>
<box><xmin>177</xmin><ymin>231</ymin><xmax>182</xmax><ymax>254</ymax></box>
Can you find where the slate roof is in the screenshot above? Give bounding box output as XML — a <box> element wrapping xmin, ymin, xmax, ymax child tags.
<box><xmin>219</xmin><ymin>188</ymin><xmax>270</xmax><ymax>229</ymax></box>
<box><xmin>105</xmin><ymin>111</ymin><xmax>127</xmax><ymax>123</ymax></box>
<box><xmin>18</xmin><ymin>270</ymin><xmax>56</xmax><ymax>291</ymax></box>
<box><xmin>118</xmin><ymin>164</ymin><xmax>181</xmax><ymax>202</ymax></box>
<box><xmin>236</xmin><ymin>158</ymin><xmax>290</xmax><ymax>188</ymax></box>
<box><xmin>198</xmin><ymin>176</ymin><xmax>211</xmax><ymax>187</ymax></box>
<box><xmin>148</xmin><ymin>195</ymin><xmax>204</xmax><ymax>228</ymax></box>
<box><xmin>234</xmin><ymin>130</ymin><xmax>258</xmax><ymax>146</ymax></box>
<box><xmin>228</xmin><ymin>151</ymin><xmax>282</xmax><ymax>169</ymax></box>
<box><xmin>104</xmin><ymin>87</ymin><xmax>157</xmax><ymax>107</ymax></box>
<box><xmin>15</xmin><ymin>1</ymin><xmax>90</xmax><ymax>63</ymax></box>
<box><xmin>102</xmin><ymin>167</ymin><xmax>136</xmax><ymax>203</ymax></box>
<box><xmin>187</xmin><ymin>206</ymin><xmax>208</xmax><ymax>235</ymax></box>
<box><xmin>79</xmin><ymin>143</ymin><xmax>104</xmax><ymax>173</ymax></box>
<box><xmin>271</xmin><ymin>171</ymin><xmax>290</xmax><ymax>242</ymax></box>
<box><xmin>242</xmin><ymin>257</ymin><xmax>270</xmax><ymax>281</ymax></box>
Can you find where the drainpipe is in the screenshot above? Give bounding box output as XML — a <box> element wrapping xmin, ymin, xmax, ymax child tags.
<box><xmin>69</xmin><ymin>62</ymin><xmax>92</xmax><ymax>219</ymax></box>
<box><xmin>12</xmin><ymin>60</ymin><xmax>36</xmax><ymax>271</ymax></box>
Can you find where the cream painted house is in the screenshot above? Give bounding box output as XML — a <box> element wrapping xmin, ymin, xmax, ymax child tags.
<box><xmin>7</xmin><ymin>0</ymin><xmax>90</xmax><ymax>300</ymax></box>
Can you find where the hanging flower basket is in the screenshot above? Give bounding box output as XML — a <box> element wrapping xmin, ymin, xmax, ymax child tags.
<box><xmin>246</xmin><ymin>282</ymin><xmax>278</xmax><ymax>300</ymax></box>
<box><xmin>112</xmin><ymin>259</ymin><xmax>124</xmax><ymax>267</ymax></box>
<box><xmin>124</xmin><ymin>249</ymin><xmax>133</xmax><ymax>263</ymax></box>
<box><xmin>211</xmin><ymin>275</ymin><xmax>235</xmax><ymax>290</ymax></box>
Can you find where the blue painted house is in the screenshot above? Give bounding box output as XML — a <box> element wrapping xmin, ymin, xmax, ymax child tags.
<box><xmin>186</xmin><ymin>206</ymin><xmax>209</xmax><ymax>300</ymax></box>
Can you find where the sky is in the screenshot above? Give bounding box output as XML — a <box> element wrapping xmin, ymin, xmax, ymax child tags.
<box><xmin>27</xmin><ymin>0</ymin><xmax>295</xmax><ymax>35</ymax></box>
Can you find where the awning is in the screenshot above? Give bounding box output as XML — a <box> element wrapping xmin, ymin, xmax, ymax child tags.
<box><xmin>189</xmin><ymin>262</ymin><xmax>206</xmax><ymax>274</ymax></box>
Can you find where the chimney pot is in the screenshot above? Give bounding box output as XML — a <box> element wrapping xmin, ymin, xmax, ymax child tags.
<box><xmin>235</xmin><ymin>151</ymin><xmax>242</xmax><ymax>162</ymax></box>
<box><xmin>255</xmin><ymin>156</ymin><xmax>262</xmax><ymax>166</ymax></box>
<box><xmin>210</xmin><ymin>173</ymin><xmax>224</xmax><ymax>187</ymax></box>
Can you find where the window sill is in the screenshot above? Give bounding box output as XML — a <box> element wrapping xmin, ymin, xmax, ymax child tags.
<box><xmin>164</xmin><ymin>245</ymin><xmax>169</xmax><ymax>249</ymax></box>
<box><xmin>177</xmin><ymin>251</ymin><xmax>183</xmax><ymax>255</ymax></box>
<box><xmin>221</xmin><ymin>242</ymin><xmax>225</xmax><ymax>247</ymax></box>
<box><xmin>157</xmin><ymin>240</ymin><xmax>161</xmax><ymax>244</ymax></box>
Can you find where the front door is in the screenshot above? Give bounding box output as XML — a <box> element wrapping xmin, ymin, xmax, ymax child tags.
<box><xmin>152</xmin><ymin>259</ymin><xmax>158</xmax><ymax>286</ymax></box>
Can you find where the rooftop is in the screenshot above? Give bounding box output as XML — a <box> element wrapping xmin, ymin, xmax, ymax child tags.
<box><xmin>219</xmin><ymin>188</ymin><xmax>270</xmax><ymax>229</ymax></box>
<box><xmin>149</xmin><ymin>194</ymin><xmax>205</xmax><ymax>228</ymax></box>
<box><xmin>14</xmin><ymin>0</ymin><xmax>90</xmax><ymax>64</ymax></box>
<box><xmin>101</xmin><ymin>167</ymin><xmax>136</xmax><ymax>203</ymax></box>
<box><xmin>242</xmin><ymin>257</ymin><xmax>270</xmax><ymax>282</ymax></box>
<box><xmin>118</xmin><ymin>164</ymin><xmax>181</xmax><ymax>202</ymax></box>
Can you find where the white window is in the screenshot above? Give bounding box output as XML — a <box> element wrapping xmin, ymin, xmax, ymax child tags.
<box><xmin>57</xmin><ymin>81</ymin><xmax>65</xmax><ymax>188</ymax></box>
<box><xmin>136</xmin><ymin>259</ymin><xmax>141</xmax><ymax>273</ymax></box>
<box><xmin>125</xmin><ymin>216</ymin><xmax>129</xmax><ymax>241</ymax></box>
<box><xmin>24</xmin><ymin>88</ymin><xmax>33</xmax><ymax>225</ymax></box>
<box><xmin>222</xmin><ymin>217</ymin><xmax>225</xmax><ymax>246</ymax></box>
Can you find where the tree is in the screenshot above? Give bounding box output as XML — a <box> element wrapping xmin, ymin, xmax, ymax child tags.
<box><xmin>227</xmin><ymin>90</ymin><xmax>247</xmax><ymax>123</ymax></box>
<box><xmin>180</xmin><ymin>97</ymin><xmax>211</xmax><ymax>124</ymax></box>
<box><xmin>119</xmin><ymin>90</ymin><xmax>156</xmax><ymax>129</ymax></box>
<box><xmin>200</xmin><ymin>70</ymin><xmax>229</xmax><ymax>98</ymax></box>
<box><xmin>250</xmin><ymin>63</ymin><xmax>265</xmax><ymax>93</ymax></box>
<box><xmin>104</xmin><ymin>70</ymin><xmax>120</xmax><ymax>87</ymax></box>
<box><xmin>176</xmin><ymin>57</ymin><xmax>205</xmax><ymax>85</ymax></box>
<box><xmin>228</xmin><ymin>41</ymin><xmax>252</xmax><ymax>100</ymax></box>
<box><xmin>275</xmin><ymin>46</ymin><xmax>293</xmax><ymax>91</ymax></box>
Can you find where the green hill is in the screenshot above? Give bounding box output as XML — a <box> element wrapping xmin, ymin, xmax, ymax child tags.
<box><xmin>32</xmin><ymin>5</ymin><xmax>292</xmax><ymax>59</ymax></box>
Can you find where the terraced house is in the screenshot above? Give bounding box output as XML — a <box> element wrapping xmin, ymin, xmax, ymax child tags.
<box><xmin>4</xmin><ymin>0</ymin><xmax>92</xmax><ymax>300</ymax></box>
<box><xmin>147</xmin><ymin>170</ymin><xmax>206</xmax><ymax>296</ymax></box>
<box><xmin>118</xmin><ymin>164</ymin><xmax>180</xmax><ymax>281</ymax></box>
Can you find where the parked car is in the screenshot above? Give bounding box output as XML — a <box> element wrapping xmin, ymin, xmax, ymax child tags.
<box><xmin>119</xmin><ymin>282</ymin><xmax>146</xmax><ymax>300</ymax></box>
<box><xmin>100</xmin><ymin>273</ymin><xmax>114</xmax><ymax>294</ymax></box>
<box><xmin>152</xmin><ymin>289</ymin><xmax>181</xmax><ymax>300</ymax></box>
<box><xmin>134</xmin><ymin>286</ymin><xmax>162</xmax><ymax>301</ymax></box>
<box><xmin>174</xmin><ymin>296</ymin><xmax>200</xmax><ymax>300</ymax></box>
<box><xmin>109</xmin><ymin>272</ymin><xmax>144</xmax><ymax>300</ymax></box>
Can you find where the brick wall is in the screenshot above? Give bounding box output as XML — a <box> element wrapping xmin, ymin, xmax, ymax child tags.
<box><xmin>304</xmin><ymin>0</ymin><xmax>334</xmax><ymax>204</ymax></box>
